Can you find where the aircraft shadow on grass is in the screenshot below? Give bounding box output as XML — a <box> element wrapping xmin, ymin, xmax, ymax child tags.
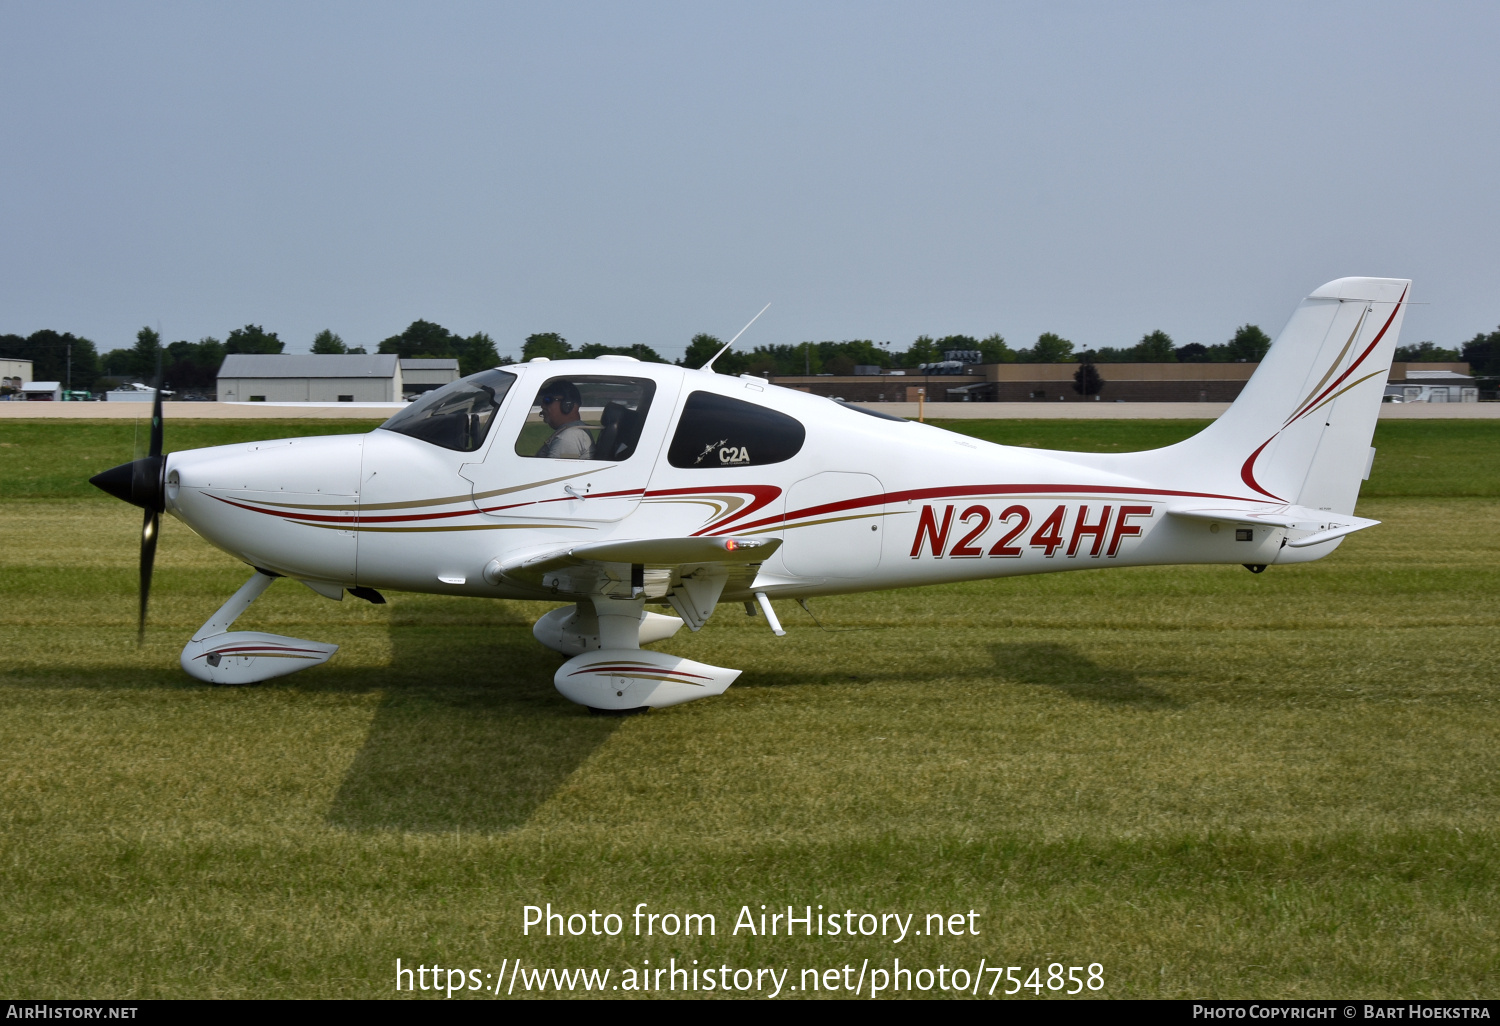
<box><xmin>63</xmin><ymin>602</ymin><xmax>1179</xmax><ymax>832</ymax></box>
<box><xmin>317</xmin><ymin>600</ymin><xmax>620</xmax><ymax>835</ymax></box>
<box><xmin>318</xmin><ymin>611</ymin><xmax>1190</xmax><ymax>834</ymax></box>
<box><xmin>723</xmin><ymin>631</ymin><xmax>1182</xmax><ymax>709</ymax></box>
<box><xmin>988</xmin><ymin>641</ymin><xmax>1184</xmax><ymax>709</ymax></box>
<box><xmin>21</xmin><ymin>595</ymin><xmax>612</xmax><ymax>835</ymax></box>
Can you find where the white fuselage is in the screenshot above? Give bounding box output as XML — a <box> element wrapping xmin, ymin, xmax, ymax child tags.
<box><xmin>164</xmin><ymin>359</ymin><xmax>1309</xmax><ymax>607</ymax></box>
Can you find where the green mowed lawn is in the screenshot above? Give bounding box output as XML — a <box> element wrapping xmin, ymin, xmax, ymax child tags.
<box><xmin>1</xmin><ymin>420</ymin><xmax>1497</xmax><ymax>998</ymax></box>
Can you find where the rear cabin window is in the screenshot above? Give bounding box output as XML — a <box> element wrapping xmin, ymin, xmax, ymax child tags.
<box><xmin>514</xmin><ymin>376</ymin><xmax>657</xmax><ymax>461</ymax></box>
<box><xmin>667</xmin><ymin>390</ymin><xmax>806</xmax><ymax>468</ymax></box>
<box><xmin>378</xmin><ymin>368</ymin><xmax>516</xmax><ymax>452</ymax></box>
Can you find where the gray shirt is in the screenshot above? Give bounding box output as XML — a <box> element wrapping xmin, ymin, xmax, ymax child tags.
<box><xmin>536</xmin><ymin>421</ymin><xmax>594</xmax><ymax>459</ymax></box>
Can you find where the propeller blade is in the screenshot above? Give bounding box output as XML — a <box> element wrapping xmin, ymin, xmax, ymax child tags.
<box><xmin>149</xmin><ymin>347</ymin><xmax>164</xmax><ymax>458</ymax></box>
<box><xmin>138</xmin><ymin>345</ymin><xmax>164</xmax><ymax>644</ymax></box>
<box><xmin>88</xmin><ymin>339</ymin><xmax>169</xmax><ymax>645</ymax></box>
<box><xmin>139</xmin><ymin>508</ymin><xmax>159</xmax><ymax>644</ymax></box>
<box><xmin>93</xmin><ymin>345</ymin><xmax>168</xmax><ymax>511</ymax></box>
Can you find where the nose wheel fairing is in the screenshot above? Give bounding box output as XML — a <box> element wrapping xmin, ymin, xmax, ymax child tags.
<box><xmin>178</xmin><ymin>571</ymin><xmax>338</xmax><ymax>685</ymax></box>
<box><xmin>182</xmin><ymin>631</ymin><xmax>338</xmax><ymax>685</ymax></box>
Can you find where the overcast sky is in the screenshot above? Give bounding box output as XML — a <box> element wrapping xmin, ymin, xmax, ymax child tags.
<box><xmin>3</xmin><ymin>1</ymin><xmax>1497</xmax><ymax>360</ymax></box>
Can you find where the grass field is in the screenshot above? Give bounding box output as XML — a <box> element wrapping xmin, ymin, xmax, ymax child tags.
<box><xmin>1</xmin><ymin>419</ymin><xmax>1497</xmax><ymax>999</ymax></box>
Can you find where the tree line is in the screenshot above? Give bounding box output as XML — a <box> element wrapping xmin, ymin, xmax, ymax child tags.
<box><xmin>1454</xmin><ymin>329</ymin><xmax>1500</xmax><ymax>375</ymax></box>
<box><xmin>0</xmin><ymin>331</ymin><xmax>102</xmax><ymax>392</ymax></box>
<box><xmin>5</xmin><ymin>319</ymin><xmax>1498</xmax><ymax>397</ymax></box>
<box><xmin>524</xmin><ymin>324</ymin><xmax>1279</xmax><ymax>376</ymax></box>
<box><xmin>667</xmin><ymin>326</ymin><xmax>1274</xmax><ymax>376</ymax></box>
<box><xmin>130</xmin><ymin>321</ymin><xmax>506</xmax><ymax>392</ymax></box>
<box><xmin>464</xmin><ymin>323</ymin><xmax>1491</xmax><ymax>376</ymax></box>
<box><xmin>0</xmin><ymin>321</ymin><xmax>504</xmax><ymax>395</ymax></box>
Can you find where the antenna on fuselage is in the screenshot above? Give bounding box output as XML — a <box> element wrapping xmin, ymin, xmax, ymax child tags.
<box><xmin>700</xmin><ymin>302</ymin><xmax>771</xmax><ymax>372</ymax></box>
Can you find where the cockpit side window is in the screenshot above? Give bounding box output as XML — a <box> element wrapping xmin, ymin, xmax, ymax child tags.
<box><xmin>378</xmin><ymin>369</ymin><xmax>516</xmax><ymax>452</ymax></box>
<box><xmin>667</xmin><ymin>390</ymin><xmax>806</xmax><ymax>468</ymax></box>
<box><xmin>514</xmin><ymin>375</ymin><xmax>657</xmax><ymax>461</ymax></box>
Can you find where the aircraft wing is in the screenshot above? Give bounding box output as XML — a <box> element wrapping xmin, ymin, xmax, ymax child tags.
<box><xmin>1166</xmin><ymin>504</ymin><xmax>1379</xmax><ymax>548</ymax></box>
<box><xmin>483</xmin><ymin>535</ymin><xmax>783</xmax><ymax>629</ymax></box>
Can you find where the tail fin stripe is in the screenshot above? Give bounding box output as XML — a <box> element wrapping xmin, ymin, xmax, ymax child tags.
<box><xmin>1285</xmin><ymin>286</ymin><xmax>1406</xmax><ymax>428</ymax></box>
<box><xmin>1285</xmin><ymin>305</ymin><xmax>1370</xmax><ymax>427</ymax></box>
<box><xmin>1239</xmin><ymin>438</ymin><xmax>1286</xmax><ymax>501</ymax></box>
<box><xmin>1305</xmin><ymin>369</ymin><xmax>1388</xmax><ymax>420</ymax></box>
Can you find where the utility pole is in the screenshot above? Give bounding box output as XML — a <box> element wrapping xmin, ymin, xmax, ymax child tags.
<box><xmin>66</xmin><ymin>343</ymin><xmax>71</xmax><ymax>397</ymax></box>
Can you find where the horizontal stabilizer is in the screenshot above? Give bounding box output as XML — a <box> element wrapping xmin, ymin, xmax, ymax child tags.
<box><xmin>1168</xmin><ymin>505</ymin><xmax>1379</xmax><ymax>548</ymax></box>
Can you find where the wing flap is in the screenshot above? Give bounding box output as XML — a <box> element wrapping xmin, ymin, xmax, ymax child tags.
<box><xmin>483</xmin><ymin>536</ymin><xmax>782</xmax><ymax>613</ymax></box>
<box><xmin>519</xmin><ymin>535</ymin><xmax>779</xmax><ymax>574</ymax></box>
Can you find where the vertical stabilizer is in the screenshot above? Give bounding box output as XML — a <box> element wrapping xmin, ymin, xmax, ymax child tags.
<box><xmin>1135</xmin><ymin>277</ymin><xmax>1409</xmax><ymax>516</ymax></box>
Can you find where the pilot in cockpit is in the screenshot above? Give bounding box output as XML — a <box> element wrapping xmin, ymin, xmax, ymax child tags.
<box><xmin>534</xmin><ymin>381</ymin><xmax>595</xmax><ymax>459</ymax></box>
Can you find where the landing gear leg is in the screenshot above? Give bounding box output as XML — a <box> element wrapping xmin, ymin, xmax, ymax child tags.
<box><xmin>179</xmin><ymin>570</ymin><xmax>339</xmax><ymax>685</ymax></box>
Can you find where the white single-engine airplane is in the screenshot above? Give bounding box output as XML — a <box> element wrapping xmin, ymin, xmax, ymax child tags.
<box><xmin>94</xmin><ymin>277</ymin><xmax>1408</xmax><ymax>713</ymax></box>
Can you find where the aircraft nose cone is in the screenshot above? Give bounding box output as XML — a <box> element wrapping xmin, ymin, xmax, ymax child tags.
<box><xmin>91</xmin><ymin>456</ymin><xmax>165</xmax><ymax>512</ymax></box>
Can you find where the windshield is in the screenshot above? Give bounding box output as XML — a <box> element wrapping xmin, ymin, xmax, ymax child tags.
<box><xmin>378</xmin><ymin>368</ymin><xmax>517</xmax><ymax>452</ymax></box>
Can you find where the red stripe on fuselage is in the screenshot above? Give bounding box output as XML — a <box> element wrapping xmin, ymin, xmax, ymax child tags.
<box><xmin>212</xmin><ymin>487</ymin><xmax>649</xmax><ymax>524</ymax></box>
<box><xmin>210</xmin><ymin>494</ymin><xmax>474</xmax><ymax>525</ymax></box>
<box><xmin>644</xmin><ymin>485</ymin><xmax>782</xmax><ymax>535</ymax></box>
<box><xmin>710</xmin><ymin>482</ymin><xmax>1274</xmax><ymax>536</ymax></box>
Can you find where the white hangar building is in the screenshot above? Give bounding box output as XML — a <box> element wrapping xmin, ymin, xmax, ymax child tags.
<box><xmin>217</xmin><ymin>354</ymin><xmax>403</xmax><ymax>403</ymax></box>
<box><xmin>1383</xmin><ymin>368</ymin><xmax>1479</xmax><ymax>403</ymax></box>
<box><xmin>1</xmin><ymin>357</ymin><xmax>33</xmax><ymax>391</ymax></box>
<box><xmin>398</xmin><ymin>358</ymin><xmax>461</xmax><ymax>397</ymax></box>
